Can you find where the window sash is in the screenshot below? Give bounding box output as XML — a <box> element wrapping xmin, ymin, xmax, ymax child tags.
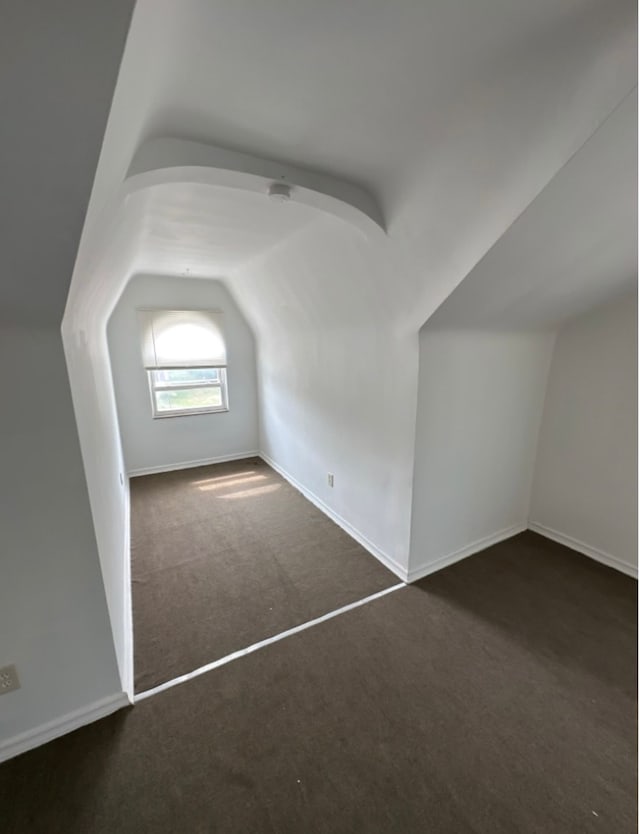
<box><xmin>153</xmin><ymin>381</ymin><xmax>222</xmax><ymax>392</ymax></box>
<box><xmin>148</xmin><ymin>368</ymin><xmax>228</xmax><ymax>418</ymax></box>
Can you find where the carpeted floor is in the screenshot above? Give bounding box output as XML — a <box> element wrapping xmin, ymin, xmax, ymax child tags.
<box><xmin>130</xmin><ymin>458</ymin><xmax>397</xmax><ymax>692</ymax></box>
<box><xmin>0</xmin><ymin>532</ymin><xmax>636</xmax><ymax>833</ymax></box>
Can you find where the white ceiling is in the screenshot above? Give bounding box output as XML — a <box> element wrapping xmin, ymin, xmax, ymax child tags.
<box><xmin>135</xmin><ymin>182</ymin><xmax>317</xmax><ymax>277</ymax></box>
<box><xmin>141</xmin><ymin>0</ymin><xmax>632</xmax><ymax>202</ymax></box>
<box><xmin>61</xmin><ymin>0</ymin><xmax>637</xmax><ymax>335</ymax></box>
<box><xmin>428</xmin><ymin>91</ymin><xmax>638</xmax><ymax>330</ymax></box>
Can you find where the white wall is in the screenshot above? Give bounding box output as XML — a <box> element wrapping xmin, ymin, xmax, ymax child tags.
<box><xmin>530</xmin><ymin>292</ymin><xmax>638</xmax><ymax>575</ymax></box>
<box><xmin>409</xmin><ymin>328</ymin><xmax>555</xmax><ymax>579</ymax></box>
<box><xmin>62</xmin><ymin>221</ymin><xmax>141</xmax><ymax>701</ymax></box>
<box><xmin>0</xmin><ymin>327</ymin><xmax>122</xmax><ymax>748</ymax></box>
<box><xmin>232</xmin><ymin>218</ymin><xmax>418</xmax><ymax>577</ymax></box>
<box><xmin>63</xmin><ymin>325</ymin><xmax>132</xmax><ymax>697</ymax></box>
<box><xmin>107</xmin><ymin>274</ymin><xmax>259</xmax><ymax>475</ymax></box>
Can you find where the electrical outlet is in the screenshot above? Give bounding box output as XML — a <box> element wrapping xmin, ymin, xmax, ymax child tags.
<box><xmin>327</xmin><ymin>473</ymin><xmax>334</xmax><ymax>488</ymax></box>
<box><xmin>0</xmin><ymin>664</ymin><xmax>20</xmax><ymax>695</ymax></box>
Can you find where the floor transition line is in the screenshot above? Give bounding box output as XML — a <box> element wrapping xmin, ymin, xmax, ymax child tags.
<box><xmin>135</xmin><ymin>582</ymin><xmax>406</xmax><ymax>703</ymax></box>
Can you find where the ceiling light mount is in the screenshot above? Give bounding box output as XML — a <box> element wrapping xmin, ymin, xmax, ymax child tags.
<box><xmin>268</xmin><ymin>182</ymin><xmax>292</xmax><ymax>202</ymax></box>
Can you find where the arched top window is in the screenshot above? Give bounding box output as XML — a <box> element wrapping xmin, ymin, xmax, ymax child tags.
<box><xmin>138</xmin><ymin>309</ymin><xmax>226</xmax><ymax>369</ymax></box>
<box><xmin>137</xmin><ymin>309</ymin><xmax>228</xmax><ymax>418</ymax></box>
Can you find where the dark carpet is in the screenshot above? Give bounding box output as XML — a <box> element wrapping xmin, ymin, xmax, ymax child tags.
<box><xmin>0</xmin><ymin>532</ymin><xmax>635</xmax><ymax>833</ymax></box>
<box><xmin>130</xmin><ymin>457</ymin><xmax>396</xmax><ymax>692</ymax></box>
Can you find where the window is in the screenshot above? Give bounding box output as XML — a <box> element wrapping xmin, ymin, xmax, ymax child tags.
<box><xmin>149</xmin><ymin>367</ymin><xmax>228</xmax><ymax>418</ymax></box>
<box><xmin>137</xmin><ymin>309</ymin><xmax>229</xmax><ymax>419</ymax></box>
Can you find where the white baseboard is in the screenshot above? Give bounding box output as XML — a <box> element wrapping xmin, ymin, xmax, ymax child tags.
<box><xmin>128</xmin><ymin>451</ymin><xmax>260</xmax><ymax>478</ymax></box>
<box><xmin>259</xmin><ymin>453</ymin><xmax>408</xmax><ymax>582</ymax></box>
<box><xmin>0</xmin><ymin>693</ymin><xmax>129</xmax><ymax>764</ymax></box>
<box><xmin>528</xmin><ymin>522</ymin><xmax>638</xmax><ymax>579</ymax></box>
<box><xmin>407</xmin><ymin>524</ymin><xmax>527</xmax><ymax>583</ymax></box>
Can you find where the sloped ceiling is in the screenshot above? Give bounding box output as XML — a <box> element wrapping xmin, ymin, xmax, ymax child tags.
<box><xmin>428</xmin><ymin>91</ymin><xmax>638</xmax><ymax>330</ymax></box>
<box><xmin>0</xmin><ymin>1</ymin><xmax>135</xmax><ymax>326</ymax></box>
<box><xmin>62</xmin><ymin>0</ymin><xmax>636</xmax><ymax>335</ymax></box>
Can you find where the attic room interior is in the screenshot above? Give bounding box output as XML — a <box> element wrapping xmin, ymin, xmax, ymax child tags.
<box><xmin>0</xmin><ymin>1</ymin><xmax>637</xmax><ymax>831</ymax></box>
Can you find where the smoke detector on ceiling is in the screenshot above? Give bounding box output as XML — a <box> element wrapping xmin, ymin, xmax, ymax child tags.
<box><xmin>268</xmin><ymin>182</ymin><xmax>292</xmax><ymax>202</ymax></box>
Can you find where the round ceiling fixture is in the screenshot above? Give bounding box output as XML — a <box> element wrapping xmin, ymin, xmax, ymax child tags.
<box><xmin>268</xmin><ymin>182</ymin><xmax>292</xmax><ymax>202</ymax></box>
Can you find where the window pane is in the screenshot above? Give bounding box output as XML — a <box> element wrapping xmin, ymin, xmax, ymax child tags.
<box><xmin>155</xmin><ymin>386</ymin><xmax>223</xmax><ymax>412</ymax></box>
<box><xmin>152</xmin><ymin>368</ymin><xmax>221</xmax><ymax>385</ymax></box>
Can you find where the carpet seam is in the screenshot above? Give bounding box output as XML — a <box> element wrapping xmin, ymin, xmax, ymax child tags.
<box><xmin>135</xmin><ymin>582</ymin><xmax>406</xmax><ymax>702</ymax></box>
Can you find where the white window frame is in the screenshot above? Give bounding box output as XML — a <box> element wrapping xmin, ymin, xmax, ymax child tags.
<box><xmin>148</xmin><ymin>367</ymin><xmax>229</xmax><ymax>419</ymax></box>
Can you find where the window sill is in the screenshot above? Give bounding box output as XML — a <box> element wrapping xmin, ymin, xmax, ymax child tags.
<box><xmin>152</xmin><ymin>407</ymin><xmax>230</xmax><ymax>419</ymax></box>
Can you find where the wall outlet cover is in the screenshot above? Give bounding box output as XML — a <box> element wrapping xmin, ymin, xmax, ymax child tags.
<box><xmin>0</xmin><ymin>664</ymin><xmax>20</xmax><ymax>694</ymax></box>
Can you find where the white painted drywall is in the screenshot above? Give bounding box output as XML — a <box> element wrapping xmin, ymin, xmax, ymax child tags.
<box><xmin>107</xmin><ymin>274</ymin><xmax>259</xmax><ymax>475</ymax></box>
<box><xmin>232</xmin><ymin>217</ymin><xmax>418</xmax><ymax>575</ymax></box>
<box><xmin>0</xmin><ymin>0</ymin><xmax>135</xmax><ymax>325</ymax></box>
<box><xmin>4</xmin><ymin>0</ymin><xmax>635</xmax><ymax>761</ymax></box>
<box><xmin>62</xmin><ymin>216</ymin><xmax>143</xmax><ymax>699</ymax></box>
<box><xmin>530</xmin><ymin>292</ymin><xmax>638</xmax><ymax>573</ymax></box>
<box><xmin>409</xmin><ymin>328</ymin><xmax>555</xmax><ymax>577</ymax></box>
<box><xmin>66</xmin><ymin>0</ymin><xmax>637</xmax><ymax>338</ymax></box>
<box><xmin>63</xmin><ymin>325</ymin><xmax>132</xmax><ymax>696</ymax></box>
<box><xmin>427</xmin><ymin>92</ymin><xmax>637</xmax><ymax>331</ymax></box>
<box><xmin>62</xmin><ymin>0</ymin><xmax>636</xmax><ymax>599</ymax></box>
<box><xmin>0</xmin><ymin>327</ymin><xmax>121</xmax><ymax>744</ymax></box>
